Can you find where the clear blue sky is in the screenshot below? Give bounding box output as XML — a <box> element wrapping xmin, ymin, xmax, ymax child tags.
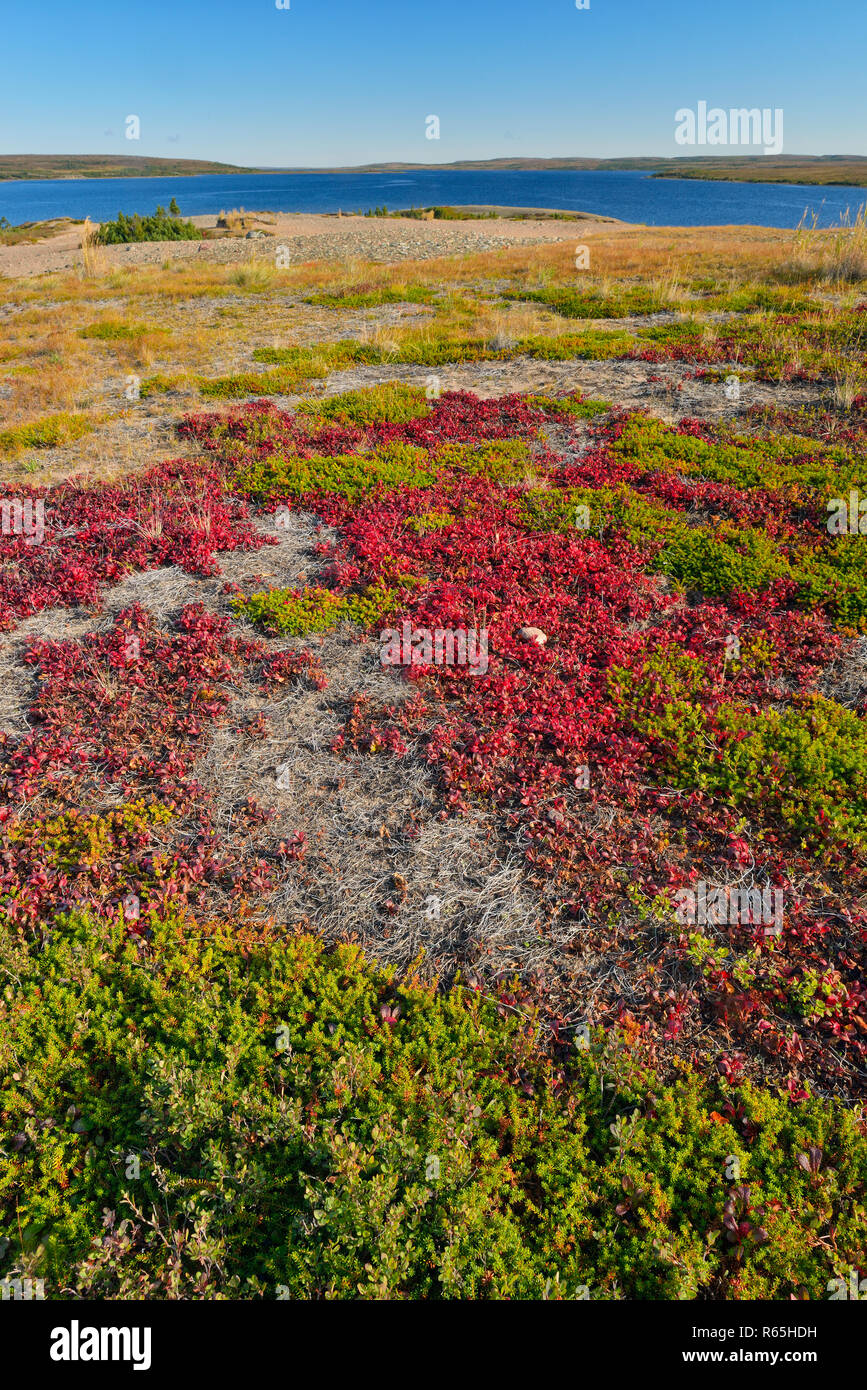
<box><xmin>2</xmin><ymin>0</ymin><xmax>865</xmax><ymax>166</ymax></box>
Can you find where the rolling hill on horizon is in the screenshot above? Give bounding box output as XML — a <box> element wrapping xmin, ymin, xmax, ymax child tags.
<box><xmin>2</xmin><ymin>152</ymin><xmax>867</xmax><ymax>186</ymax></box>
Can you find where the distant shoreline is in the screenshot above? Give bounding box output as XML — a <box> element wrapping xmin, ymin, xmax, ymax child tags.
<box><xmin>2</xmin><ymin>153</ymin><xmax>867</xmax><ymax>187</ymax></box>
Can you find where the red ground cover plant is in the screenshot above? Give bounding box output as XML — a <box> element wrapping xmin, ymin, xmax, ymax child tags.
<box><xmin>3</xmin><ymin>389</ymin><xmax>865</xmax><ymax>1105</ymax></box>
<box><xmin>258</xmin><ymin>646</ymin><xmax>328</xmax><ymax>690</ymax></box>
<box><xmin>0</xmin><ymin>603</ymin><xmax>306</xmax><ymax>929</ymax></box>
<box><xmin>186</xmin><ymin>391</ymin><xmax>867</xmax><ymax>1099</ymax></box>
<box><xmin>0</xmin><ymin>458</ymin><xmax>270</xmax><ymax>630</ymax></box>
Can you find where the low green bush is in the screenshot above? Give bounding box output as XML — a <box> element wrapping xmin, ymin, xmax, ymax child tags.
<box><xmin>793</xmin><ymin>536</ymin><xmax>867</xmax><ymax>628</ymax></box>
<box><xmin>610</xmin><ymin>413</ymin><xmax>862</xmax><ymax>494</ymax></box>
<box><xmin>234</xmin><ymin>583</ymin><xmax>401</xmax><ymax>635</ymax></box>
<box><xmin>525</xmin><ymin>393</ymin><xmax>611</xmax><ymax>417</ymax></box>
<box><xmin>506</xmin><ymin>285</ymin><xmax>670</xmax><ymax>320</ymax></box>
<box><xmin>95</xmin><ymin>208</ymin><xmax>203</xmax><ymax>245</ymax></box>
<box><xmin>707</xmin><ymin>695</ymin><xmax>867</xmax><ymax>854</ymax></box>
<box><xmin>660</xmin><ymin>524</ymin><xmax>793</xmax><ymax>597</ymax></box>
<box><xmin>0</xmin><ymin>411</ymin><xmax>93</xmax><ymax>455</ymax></box>
<box><xmin>235</xmin><ymin>441</ymin><xmax>435</xmax><ymax>502</ymax></box>
<box><xmin>434</xmin><ymin>438</ymin><xmax>535</xmax><ymax>482</ymax></box>
<box><xmin>295</xmin><ymin>382</ymin><xmax>431</xmax><ymax>427</ymax></box>
<box><xmin>2</xmin><ymin>911</ymin><xmax>865</xmax><ymax>1299</ymax></box>
<box><xmin>610</xmin><ymin>649</ymin><xmax>867</xmax><ymax>857</ymax></box>
<box><xmin>305</xmin><ymin>283</ymin><xmax>435</xmax><ymax>308</ymax></box>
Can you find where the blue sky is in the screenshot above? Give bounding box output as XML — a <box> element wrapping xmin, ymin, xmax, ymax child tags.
<box><xmin>3</xmin><ymin>0</ymin><xmax>865</xmax><ymax>166</ymax></box>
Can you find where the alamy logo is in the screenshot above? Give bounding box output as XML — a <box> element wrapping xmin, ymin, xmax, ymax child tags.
<box><xmin>1</xmin><ymin>1276</ymin><xmax>45</xmax><ymax>1299</ymax></box>
<box><xmin>50</xmin><ymin>1321</ymin><xmax>152</xmax><ymax>1371</ymax></box>
<box><xmin>675</xmin><ymin>881</ymin><xmax>783</xmax><ymax>935</ymax></box>
<box><xmin>827</xmin><ymin>1268</ymin><xmax>867</xmax><ymax>1300</ymax></box>
<box><xmin>380</xmin><ymin>621</ymin><xmax>489</xmax><ymax>675</ymax></box>
<box><xmin>827</xmin><ymin>491</ymin><xmax>867</xmax><ymax>535</ymax></box>
<box><xmin>675</xmin><ymin>102</ymin><xmax>783</xmax><ymax>155</ymax></box>
<box><xmin>0</xmin><ymin>498</ymin><xmax>45</xmax><ymax>546</ymax></box>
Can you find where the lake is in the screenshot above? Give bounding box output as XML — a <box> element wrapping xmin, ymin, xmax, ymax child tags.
<box><xmin>2</xmin><ymin>168</ymin><xmax>866</xmax><ymax>229</ymax></box>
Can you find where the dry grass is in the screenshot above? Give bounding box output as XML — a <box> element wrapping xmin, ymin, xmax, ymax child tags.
<box><xmin>216</xmin><ymin>208</ymin><xmax>276</xmax><ymax>232</ymax></box>
<box><xmin>832</xmin><ymin>363</ymin><xmax>865</xmax><ymax>410</ymax></box>
<box><xmin>827</xmin><ymin>205</ymin><xmax>867</xmax><ymax>282</ymax></box>
<box><xmin>0</xmin><ymin>225</ymin><xmax>799</xmax><ymax>312</ymax></box>
<box><xmin>0</xmin><ymin>221</ymin><xmax>862</xmax><ymax>490</ymax></box>
<box><xmin>80</xmin><ymin>218</ymin><xmax>108</xmax><ymax>279</ymax></box>
<box><xmin>420</xmin><ymin>225</ymin><xmax>797</xmax><ymax>287</ymax></box>
<box><xmin>779</xmin><ymin>204</ymin><xmax>867</xmax><ymax>285</ymax></box>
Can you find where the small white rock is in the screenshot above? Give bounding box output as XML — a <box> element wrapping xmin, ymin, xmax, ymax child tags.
<box><xmin>517</xmin><ymin>626</ymin><xmax>548</xmax><ymax>646</ymax></box>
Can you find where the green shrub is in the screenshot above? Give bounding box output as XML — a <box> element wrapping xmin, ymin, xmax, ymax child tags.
<box><xmin>236</xmin><ymin>441</ymin><xmax>435</xmax><ymax>502</ymax></box>
<box><xmin>611</xmin><ymin>649</ymin><xmax>867</xmax><ymax>857</ymax></box>
<box><xmin>234</xmin><ymin>583</ymin><xmax>401</xmax><ymax>635</ymax></box>
<box><xmin>793</xmin><ymin>536</ymin><xmax>867</xmax><ymax>627</ymax></box>
<box><xmin>78</xmin><ymin>320</ymin><xmax>155</xmax><ymax>341</ymax></box>
<box><xmin>306</xmin><ymin>283</ymin><xmax>435</xmax><ymax>309</ymax></box>
<box><xmin>138</xmin><ymin>371</ymin><xmax>186</xmax><ymax>399</ymax></box>
<box><xmin>517</xmin><ymin>484</ymin><xmax>676</xmax><ymax>548</ymax></box>
<box><xmin>516</xmin><ymin>330</ymin><xmax>636</xmax><ymax>360</ymax></box>
<box><xmin>252</xmin><ymin>341</ymin><xmax>382</xmax><ymax>370</ymax></box>
<box><xmin>525</xmin><ymin>393</ymin><xmax>611</xmax><ymax>417</ymax></box>
<box><xmin>608</xmin><ymin>646</ymin><xmax>710</xmax><ymax>773</ymax></box>
<box><xmin>700</xmin><ymin>285</ymin><xmax>815</xmax><ymax>314</ymax></box>
<box><xmin>435</xmin><ymin>438</ymin><xmax>535</xmax><ymax>482</ymax></box>
<box><xmin>405</xmin><ymin>509</ymin><xmax>456</xmax><ymax>534</ymax></box>
<box><xmin>706</xmin><ymin>695</ymin><xmax>867</xmax><ymax>854</ymax></box>
<box><xmin>610</xmin><ymin>413</ymin><xmax>861</xmax><ymax>494</ymax></box>
<box><xmin>0</xmin><ymin>411</ymin><xmax>93</xmax><ymax>455</ymax></box>
<box><xmin>660</xmin><ymin>524</ymin><xmax>793</xmax><ymax>597</ymax></box>
<box><xmin>506</xmin><ymin>285</ymin><xmax>670</xmax><ymax>320</ymax></box>
<box><xmin>2</xmin><ymin>911</ymin><xmax>865</xmax><ymax>1299</ymax></box>
<box><xmin>295</xmin><ymin>382</ymin><xmax>432</xmax><ymax>427</ymax></box>
<box><xmin>95</xmin><ymin>208</ymin><xmax>203</xmax><ymax>245</ymax></box>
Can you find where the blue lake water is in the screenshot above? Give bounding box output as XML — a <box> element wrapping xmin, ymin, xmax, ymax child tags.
<box><xmin>2</xmin><ymin>168</ymin><xmax>866</xmax><ymax>229</ymax></box>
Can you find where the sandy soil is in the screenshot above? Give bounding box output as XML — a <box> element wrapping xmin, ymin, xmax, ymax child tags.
<box><xmin>310</xmin><ymin>356</ymin><xmax>829</xmax><ymax>423</ymax></box>
<box><xmin>0</xmin><ymin>209</ymin><xmax>623</xmax><ymax>279</ymax></box>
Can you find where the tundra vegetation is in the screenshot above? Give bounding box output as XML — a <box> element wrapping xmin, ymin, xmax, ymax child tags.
<box><xmin>1</xmin><ymin>214</ymin><xmax>867</xmax><ymax>1300</ymax></box>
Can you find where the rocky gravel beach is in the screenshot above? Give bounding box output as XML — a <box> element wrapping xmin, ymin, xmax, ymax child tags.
<box><xmin>0</xmin><ymin>208</ymin><xmax>622</xmax><ymax>279</ymax></box>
